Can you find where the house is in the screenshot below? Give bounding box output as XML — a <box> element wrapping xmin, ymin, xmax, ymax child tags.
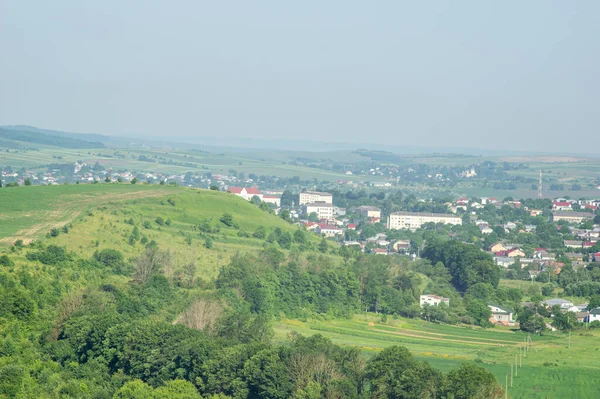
<box><xmin>392</xmin><ymin>239</ymin><xmax>411</xmax><ymax>253</ymax></box>
<box><xmin>564</xmin><ymin>240</ymin><xmax>584</xmax><ymax>249</ymax></box>
<box><xmin>542</xmin><ymin>298</ymin><xmax>574</xmax><ymax>310</ymax></box>
<box><xmin>588</xmin><ymin>308</ymin><xmax>600</xmax><ymax>323</ymax></box>
<box><xmin>355</xmin><ymin>206</ymin><xmax>381</xmax><ymax>219</ymax></box>
<box><xmin>228</xmin><ymin>187</ymin><xmax>263</xmax><ymax>201</ymax></box>
<box><xmin>488</xmin><ymin>304</ymin><xmax>516</xmax><ymax>326</ymax></box>
<box><xmin>564</xmin><ymin>253</ymin><xmax>584</xmax><ymax>262</ymax></box>
<box><xmin>347</xmin><ymin>223</ymin><xmax>357</xmax><ymax>230</ymax></box>
<box><xmin>504</xmin><ymin>222</ymin><xmax>517</xmax><ymax>230</ymax></box>
<box><xmin>303</xmin><ymin>202</ymin><xmax>334</xmax><ymax>219</ymax></box>
<box><xmin>373</xmin><ymin>248</ymin><xmax>388</xmax><ymax>255</ymax></box>
<box><xmin>333</xmin><ymin>206</ymin><xmax>347</xmax><ymax>216</ymax></box>
<box><xmin>387</xmin><ymin>212</ymin><xmax>462</xmax><ymax>230</ymax></box>
<box><xmin>494</xmin><ymin>257</ymin><xmax>514</xmax><ymax>268</ymax></box>
<box><xmin>316</xmin><ymin>224</ymin><xmax>343</xmax><ymax>237</ymax></box>
<box><xmin>299</xmin><ymin>191</ymin><xmax>332</xmax><ymax>205</ymax></box>
<box><xmin>480</xmin><ymin>226</ymin><xmax>494</xmax><ymax>235</ymax></box>
<box><xmin>489</xmin><ymin>242</ymin><xmax>507</xmax><ymax>253</ymax></box>
<box><xmin>552</xmin><ymin>201</ymin><xmax>573</xmax><ymax>211</ymax></box>
<box><xmin>529</xmin><ymin>209</ymin><xmax>543</xmax><ymax>217</ymax></box>
<box><xmin>420</xmin><ymin>294</ymin><xmax>450</xmax><ymax>307</ymax></box>
<box><xmin>593</xmin><ymin>252</ymin><xmax>600</xmax><ymax>262</ymax></box>
<box><xmin>551</xmin><ymin>211</ymin><xmax>594</xmax><ymax>223</ymax></box>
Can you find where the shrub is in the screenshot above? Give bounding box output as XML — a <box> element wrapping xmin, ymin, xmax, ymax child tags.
<box><xmin>0</xmin><ymin>255</ymin><xmax>14</xmax><ymax>267</ymax></box>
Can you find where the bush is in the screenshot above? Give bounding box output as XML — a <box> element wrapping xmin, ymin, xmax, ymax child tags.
<box><xmin>26</xmin><ymin>245</ymin><xmax>71</xmax><ymax>265</ymax></box>
<box><xmin>205</xmin><ymin>237</ymin><xmax>213</xmax><ymax>249</ymax></box>
<box><xmin>253</xmin><ymin>226</ymin><xmax>267</xmax><ymax>239</ymax></box>
<box><xmin>220</xmin><ymin>213</ymin><xmax>234</xmax><ymax>227</ymax></box>
<box><xmin>0</xmin><ymin>255</ymin><xmax>14</xmax><ymax>267</ymax></box>
<box><xmin>155</xmin><ymin>217</ymin><xmax>165</xmax><ymax>226</ymax></box>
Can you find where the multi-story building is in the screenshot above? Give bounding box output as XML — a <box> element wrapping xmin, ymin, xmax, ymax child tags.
<box><xmin>551</xmin><ymin>211</ymin><xmax>594</xmax><ymax>223</ymax></box>
<box><xmin>299</xmin><ymin>191</ymin><xmax>332</xmax><ymax>205</ymax></box>
<box><xmin>355</xmin><ymin>205</ymin><xmax>381</xmax><ymax>219</ymax></box>
<box><xmin>420</xmin><ymin>294</ymin><xmax>450</xmax><ymax>307</ymax></box>
<box><xmin>303</xmin><ymin>202</ymin><xmax>334</xmax><ymax>219</ymax></box>
<box><xmin>387</xmin><ymin>211</ymin><xmax>462</xmax><ymax>230</ymax></box>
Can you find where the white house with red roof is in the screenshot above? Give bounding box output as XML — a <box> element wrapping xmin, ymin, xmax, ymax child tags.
<box><xmin>553</xmin><ymin>201</ymin><xmax>573</xmax><ymax>211</ymax></box>
<box><xmin>228</xmin><ymin>187</ymin><xmax>263</xmax><ymax>201</ymax></box>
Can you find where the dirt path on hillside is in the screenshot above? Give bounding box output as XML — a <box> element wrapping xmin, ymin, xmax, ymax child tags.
<box><xmin>0</xmin><ymin>190</ymin><xmax>170</xmax><ymax>244</ymax></box>
<box><xmin>372</xmin><ymin>328</ymin><xmax>519</xmax><ymax>347</ymax></box>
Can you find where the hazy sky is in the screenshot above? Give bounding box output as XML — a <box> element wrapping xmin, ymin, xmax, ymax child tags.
<box><xmin>1</xmin><ymin>1</ymin><xmax>599</xmax><ymax>153</ymax></box>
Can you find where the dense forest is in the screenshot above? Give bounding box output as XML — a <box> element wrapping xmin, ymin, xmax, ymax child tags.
<box><xmin>0</xmin><ymin>237</ymin><xmax>507</xmax><ymax>398</ymax></box>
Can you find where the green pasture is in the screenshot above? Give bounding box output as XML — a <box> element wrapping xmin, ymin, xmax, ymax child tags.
<box><xmin>275</xmin><ymin>315</ymin><xmax>600</xmax><ymax>399</ymax></box>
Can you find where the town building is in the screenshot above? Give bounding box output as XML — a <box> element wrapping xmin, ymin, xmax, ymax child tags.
<box><xmin>488</xmin><ymin>304</ymin><xmax>515</xmax><ymax>326</ymax></box>
<box><xmin>355</xmin><ymin>206</ymin><xmax>381</xmax><ymax>219</ymax></box>
<box><xmin>387</xmin><ymin>211</ymin><xmax>462</xmax><ymax>230</ymax></box>
<box><xmin>551</xmin><ymin>211</ymin><xmax>594</xmax><ymax>223</ymax></box>
<box><xmin>420</xmin><ymin>294</ymin><xmax>450</xmax><ymax>307</ymax></box>
<box><xmin>228</xmin><ymin>187</ymin><xmax>263</xmax><ymax>201</ymax></box>
<box><xmin>316</xmin><ymin>224</ymin><xmax>343</xmax><ymax>237</ymax></box>
<box><xmin>262</xmin><ymin>195</ymin><xmax>281</xmax><ymax>207</ymax></box>
<box><xmin>299</xmin><ymin>191</ymin><xmax>333</xmax><ymax>205</ymax></box>
<box><xmin>303</xmin><ymin>202</ymin><xmax>334</xmax><ymax>219</ymax></box>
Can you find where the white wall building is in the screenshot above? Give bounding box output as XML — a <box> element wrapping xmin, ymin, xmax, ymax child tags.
<box><xmin>420</xmin><ymin>294</ymin><xmax>450</xmax><ymax>307</ymax></box>
<box><xmin>387</xmin><ymin>211</ymin><xmax>462</xmax><ymax>230</ymax></box>
<box><xmin>304</xmin><ymin>202</ymin><xmax>334</xmax><ymax>219</ymax></box>
<box><xmin>299</xmin><ymin>191</ymin><xmax>333</xmax><ymax>205</ymax></box>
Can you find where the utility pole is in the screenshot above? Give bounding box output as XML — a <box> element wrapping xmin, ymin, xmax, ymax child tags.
<box><xmin>511</xmin><ymin>363</ymin><xmax>513</xmax><ymax>387</ymax></box>
<box><xmin>569</xmin><ymin>330</ymin><xmax>571</xmax><ymax>349</ymax></box>
<box><xmin>538</xmin><ymin>170</ymin><xmax>543</xmax><ymax>199</ymax></box>
<box><xmin>505</xmin><ymin>375</ymin><xmax>508</xmax><ymax>399</ymax></box>
<box><xmin>520</xmin><ymin>346</ymin><xmax>522</xmax><ymax>367</ymax></box>
<box><xmin>515</xmin><ymin>355</ymin><xmax>518</xmax><ymax>376</ymax></box>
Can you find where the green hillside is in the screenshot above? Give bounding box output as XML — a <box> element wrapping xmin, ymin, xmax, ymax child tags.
<box><xmin>0</xmin><ymin>126</ymin><xmax>105</xmax><ymax>148</ymax></box>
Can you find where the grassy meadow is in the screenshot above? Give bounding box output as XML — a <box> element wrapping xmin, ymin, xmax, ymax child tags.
<box><xmin>275</xmin><ymin>315</ymin><xmax>600</xmax><ymax>399</ymax></box>
<box><xmin>0</xmin><ymin>184</ymin><xmax>312</xmax><ymax>278</ymax></box>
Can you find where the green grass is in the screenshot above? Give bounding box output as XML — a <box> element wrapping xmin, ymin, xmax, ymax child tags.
<box><xmin>274</xmin><ymin>315</ymin><xmax>600</xmax><ymax>399</ymax></box>
<box><xmin>0</xmin><ymin>184</ymin><xmax>312</xmax><ymax>278</ymax></box>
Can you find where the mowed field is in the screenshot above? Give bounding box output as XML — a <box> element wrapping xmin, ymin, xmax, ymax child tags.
<box><xmin>275</xmin><ymin>316</ymin><xmax>600</xmax><ymax>399</ymax></box>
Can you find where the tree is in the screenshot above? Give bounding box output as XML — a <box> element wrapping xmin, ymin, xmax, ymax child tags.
<box><xmin>210</xmin><ymin>185</ymin><xmax>219</xmax><ymax>191</ymax></box>
<box><xmin>466</xmin><ymin>300</ymin><xmax>493</xmax><ymax>327</ymax></box>
<box><xmin>117</xmin><ymin>176</ymin><xmax>123</xmax><ymax>182</ymax></box>
<box><xmin>552</xmin><ymin>308</ymin><xmax>577</xmax><ymax>331</ymax></box>
<box><xmin>220</xmin><ymin>213</ymin><xmax>235</xmax><ymax>227</ymax></box>
<box><xmin>253</xmin><ymin>226</ymin><xmax>267</xmax><ymax>239</ymax></box>
<box><xmin>293</xmin><ymin>229</ymin><xmax>307</xmax><ymax>244</ymax></box>
<box><xmin>518</xmin><ymin>308</ymin><xmax>546</xmax><ymax>334</ymax></box>
<box><xmin>318</xmin><ymin>238</ymin><xmax>328</xmax><ymax>253</ymax></box>
<box><xmin>396</xmin><ymin>361</ymin><xmax>444</xmax><ymax>399</ymax></box>
<box><xmin>24</xmin><ymin>178</ymin><xmax>32</xmax><ymax>186</ymax></box>
<box><xmin>365</xmin><ymin>345</ymin><xmax>416</xmax><ymax>398</ymax></box>
<box><xmin>541</xmin><ymin>284</ymin><xmax>554</xmax><ymax>296</ymax></box>
<box><xmin>277</xmin><ymin>232</ymin><xmax>292</xmax><ymax>249</ymax></box>
<box><xmin>205</xmin><ymin>237</ymin><xmax>214</xmax><ymax>249</ymax></box>
<box><xmin>446</xmin><ymin>363</ymin><xmax>504</xmax><ymax>399</ymax></box>
<box><xmin>105</xmin><ymin>176</ymin><xmax>111</xmax><ymax>183</ymax></box>
<box><xmin>131</xmin><ymin>177</ymin><xmax>138</xmax><ymax>184</ymax></box>
<box><xmin>279</xmin><ymin>209</ymin><xmax>291</xmax><ymax>222</ymax></box>
<box><xmin>251</xmin><ymin>195</ymin><xmax>262</xmax><ymax>205</ymax></box>
<box><xmin>243</xmin><ymin>349</ymin><xmax>293</xmax><ymax>399</ymax></box>
<box><xmin>132</xmin><ymin>247</ymin><xmax>173</xmax><ymax>284</ymax></box>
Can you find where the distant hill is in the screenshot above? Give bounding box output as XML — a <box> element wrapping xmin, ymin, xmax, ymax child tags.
<box><xmin>0</xmin><ymin>125</ymin><xmax>106</xmax><ymax>148</ymax></box>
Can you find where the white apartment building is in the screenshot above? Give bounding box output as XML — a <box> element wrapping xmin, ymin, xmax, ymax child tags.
<box><xmin>420</xmin><ymin>294</ymin><xmax>450</xmax><ymax>307</ymax></box>
<box><xmin>387</xmin><ymin>211</ymin><xmax>462</xmax><ymax>230</ymax></box>
<box><xmin>304</xmin><ymin>202</ymin><xmax>334</xmax><ymax>219</ymax></box>
<box><xmin>299</xmin><ymin>191</ymin><xmax>333</xmax><ymax>205</ymax></box>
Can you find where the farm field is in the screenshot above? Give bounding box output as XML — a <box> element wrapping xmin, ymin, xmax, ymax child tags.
<box><xmin>0</xmin><ymin>146</ymin><xmax>376</xmax><ymax>181</ymax></box>
<box><xmin>274</xmin><ymin>315</ymin><xmax>600</xmax><ymax>399</ymax></box>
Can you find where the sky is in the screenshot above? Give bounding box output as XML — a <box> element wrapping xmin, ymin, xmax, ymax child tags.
<box><xmin>1</xmin><ymin>1</ymin><xmax>599</xmax><ymax>154</ymax></box>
